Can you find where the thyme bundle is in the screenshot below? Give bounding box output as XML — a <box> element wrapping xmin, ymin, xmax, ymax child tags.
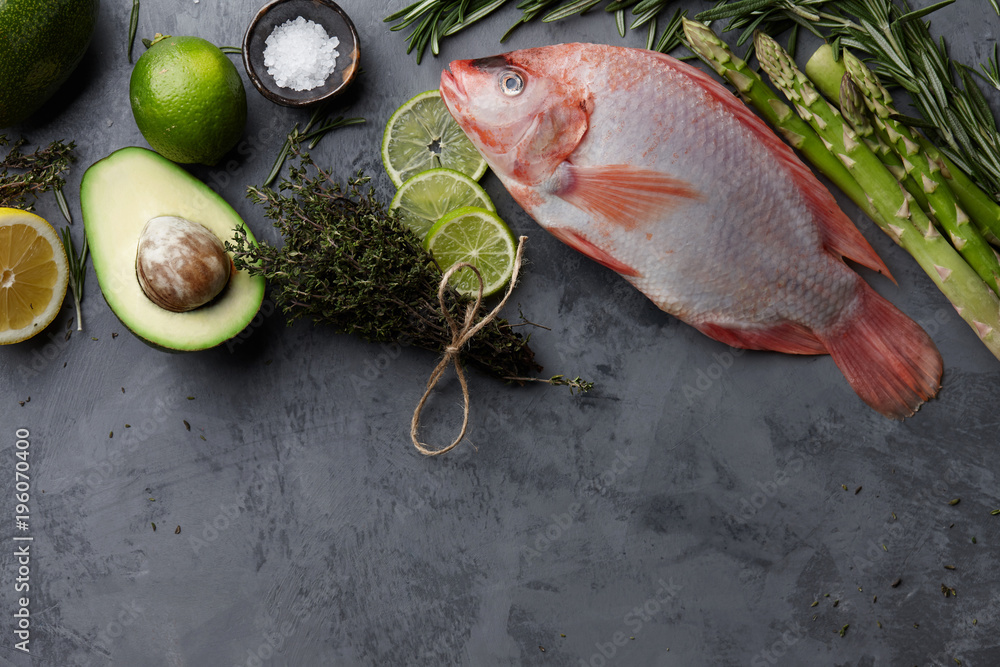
<box><xmin>228</xmin><ymin>148</ymin><xmax>540</xmax><ymax>380</ymax></box>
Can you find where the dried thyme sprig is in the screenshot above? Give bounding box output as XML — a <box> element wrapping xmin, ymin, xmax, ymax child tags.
<box><xmin>228</xmin><ymin>147</ymin><xmax>540</xmax><ymax>380</ymax></box>
<box><xmin>0</xmin><ymin>136</ymin><xmax>76</xmax><ymax>210</ymax></box>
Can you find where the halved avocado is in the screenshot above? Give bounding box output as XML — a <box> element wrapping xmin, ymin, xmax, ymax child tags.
<box><xmin>81</xmin><ymin>147</ymin><xmax>265</xmax><ymax>351</ymax></box>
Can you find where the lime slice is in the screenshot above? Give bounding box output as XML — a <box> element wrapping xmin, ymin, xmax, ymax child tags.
<box><xmin>390</xmin><ymin>168</ymin><xmax>496</xmax><ymax>240</ymax></box>
<box><xmin>382</xmin><ymin>90</ymin><xmax>487</xmax><ymax>188</ymax></box>
<box><xmin>424</xmin><ymin>206</ymin><xmax>517</xmax><ymax>298</ymax></box>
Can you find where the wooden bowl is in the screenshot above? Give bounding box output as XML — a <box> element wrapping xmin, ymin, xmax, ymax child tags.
<box><xmin>242</xmin><ymin>0</ymin><xmax>360</xmax><ymax>107</ymax></box>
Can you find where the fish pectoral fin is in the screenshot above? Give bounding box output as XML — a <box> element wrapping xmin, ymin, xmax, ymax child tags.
<box><xmin>695</xmin><ymin>321</ymin><xmax>827</xmax><ymax>356</ymax></box>
<box><xmin>548</xmin><ymin>227</ymin><xmax>641</xmax><ymax>277</ymax></box>
<box><xmin>552</xmin><ymin>163</ymin><xmax>703</xmax><ymax>231</ymax></box>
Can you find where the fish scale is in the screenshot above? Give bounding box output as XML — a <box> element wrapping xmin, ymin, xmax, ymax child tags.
<box><xmin>440</xmin><ymin>42</ymin><xmax>942</xmax><ymax>418</ymax></box>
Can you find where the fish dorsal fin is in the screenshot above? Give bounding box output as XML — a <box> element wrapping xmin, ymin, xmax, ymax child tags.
<box><xmin>651</xmin><ymin>52</ymin><xmax>892</xmax><ymax>280</ymax></box>
<box><xmin>552</xmin><ymin>163</ymin><xmax>703</xmax><ymax>231</ymax></box>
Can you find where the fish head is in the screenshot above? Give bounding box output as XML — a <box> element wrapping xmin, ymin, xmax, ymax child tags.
<box><xmin>440</xmin><ymin>48</ymin><xmax>593</xmax><ymax>187</ymax></box>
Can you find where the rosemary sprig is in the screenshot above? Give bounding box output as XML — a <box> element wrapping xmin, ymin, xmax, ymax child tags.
<box><xmin>54</xmin><ymin>188</ymin><xmax>72</xmax><ymax>224</ymax></box>
<box><xmin>60</xmin><ymin>228</ymin><xmax>88</xmax><ymax>331</ymax></box>
<box><xmin>0</xmin><ymin>136</ymin><xmax>76</xmax><ymax>210</ymax></box>
<box><xmin>128</xmin><ymin>0</ymin><xmax>140</xmax><ymax>64</ymax></box>
<box><xmin>219</xmin><ymin>46</ymin><xmax>243</xmax><ymax>55</ymax></box>
<box><xmin>265</xmin><ymin>110</ymin><xmax>365</xmax><ymax>187</ymax></box>
<box><xmin>230</xmin><ymin>145</ymin><xmax>540</xmax><ymax>380</ymax></box>
<box><xmin>975</xmin><ymin>43</ymin><xmax>1000</xmax><ymax>93</ymax></box>
<box><xmin>384</xmin><ymin>0</ymin><xmax>689</xmax><ymax>62</ymax></box>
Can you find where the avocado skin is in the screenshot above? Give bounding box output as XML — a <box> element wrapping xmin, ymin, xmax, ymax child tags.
<box><xmin>0</xmin><ymin>0</ymin><xmax>101</xmax><ymax>128</ymax></box>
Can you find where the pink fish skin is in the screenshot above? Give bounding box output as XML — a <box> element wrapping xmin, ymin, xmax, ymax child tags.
<box><xmin>439</xmin><ymin>43</ymin><xmax>943</xmax><ymax>418</ymax></box>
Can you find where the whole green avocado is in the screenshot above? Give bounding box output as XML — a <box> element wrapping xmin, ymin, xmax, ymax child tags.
<box><xmin>0</xmin><ymin>0</ymin><xmax>101</xmax><ymax>128</ymax></box>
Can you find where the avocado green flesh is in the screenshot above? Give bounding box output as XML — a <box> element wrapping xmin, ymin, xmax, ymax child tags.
<box><xmin>0</xmin><ymin>0</ymin><xmax>101</xmax><ymax>128</ymax></box>
<box><xmin>81</xmin><ymin>147</ymin><xmax>265</xmax><ymax>351</ymax></box>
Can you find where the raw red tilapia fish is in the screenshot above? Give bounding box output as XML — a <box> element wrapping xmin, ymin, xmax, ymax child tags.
<box><xmin>439</xmin><ymin>43</ymin><xmax>942</xmax><ymax>418</ymax></box>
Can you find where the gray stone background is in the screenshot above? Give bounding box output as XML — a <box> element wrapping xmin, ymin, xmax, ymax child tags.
<box><xmin>1</xmin><ymin>0</ymin><xmax>999</xmax><ymax>665</ymax></box>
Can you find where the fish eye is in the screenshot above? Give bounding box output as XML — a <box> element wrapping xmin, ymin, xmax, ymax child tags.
<box><xmin>499</xmin><ymin>71</ymin><xmax>524</xmax><ymax>96</ymax></box>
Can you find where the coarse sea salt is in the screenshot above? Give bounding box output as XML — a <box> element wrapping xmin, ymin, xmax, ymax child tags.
<box><xmin>263</xmin><ymin>16</ymin><xmax>340</xmax><ymax>92</ymax></box>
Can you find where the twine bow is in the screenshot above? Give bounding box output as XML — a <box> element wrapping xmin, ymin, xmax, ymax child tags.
<box><xmin>410</xmin><ymin>236</ymin><xmax>527</xmax><ymax>456</ymax></box>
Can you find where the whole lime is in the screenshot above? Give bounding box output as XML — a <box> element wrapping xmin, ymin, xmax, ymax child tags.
<box><xmin>129</xmin><ymin>35</ymin><xmax>247</xmax><ymax>165</ymax></box>
<box><xmin>0</xmin><ymin>0</ymin><xmax>101</xmax><ymax>128</ymax></box>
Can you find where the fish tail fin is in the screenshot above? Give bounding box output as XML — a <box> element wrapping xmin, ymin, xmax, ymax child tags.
<box><xmin>822</xmin><ymin>285</ymin><xmax>942</xmax><ymax>419</ymax></box>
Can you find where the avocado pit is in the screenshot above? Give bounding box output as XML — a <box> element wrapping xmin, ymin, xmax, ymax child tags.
<box><xmin>136</xmin><ymin>215</ymin><xmax>232</xmax><ymax>312</ymax></box>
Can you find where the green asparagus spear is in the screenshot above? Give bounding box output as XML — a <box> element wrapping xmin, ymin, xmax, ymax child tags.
<box><xmin>682</xmin><ymin>19</ymin><xmax>885</xmax><ymax>228</ymax></box>
<box><xmin>755</xmin><ymin>31</ymin><xmax>1000</xmax><ymax>359</ymax></box>
<box><xmin>837</xmin><ymin>73</ymin><xmax>931</xmax><ymax>216</ymax></box>
<box><xmin>806</xmin><ymin>44</ymin><xmax>1000</xmax><ymax>246</ymax></box>
<box><xmin>838</xmin><ymin>50</ymin><xmax>1000</xmax><ymax>295</ymax></box>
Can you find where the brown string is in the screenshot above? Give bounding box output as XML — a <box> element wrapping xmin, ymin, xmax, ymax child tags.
<box><xmin>410</xmin><ymin>236</ymin><xmax>528</xmax><ymax>456</ymax></box>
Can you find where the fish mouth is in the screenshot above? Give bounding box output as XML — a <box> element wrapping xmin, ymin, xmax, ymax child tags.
<box><xmin>439</xmin><ymin>66</ymin><xmax>468</xmax><ymax>109</ymax></box>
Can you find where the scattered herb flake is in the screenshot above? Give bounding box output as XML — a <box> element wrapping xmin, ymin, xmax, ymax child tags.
<box><xmin>842</xmin><ymin>484</ymin><xmax>848</xmax><ymax>491</ymax></box>
<box><xmin>109</xmin><ymin>431</ymin><xmax>113</xmax><ymax>438</ymax></box>
<box><xmin>187</xmin><ymin>396</ymin><xmax>195</xmax><ymax>400</ymax></box>
<box><xmin>175</xmin><ymin>525</ymin><xmax>181</xmax><ymax>534</ymax></box>
<box><xmin>972</xmin><ymin>536</ymin><xmax>978</xmax><ymax>544</ymax></box>
<box><xmin>944</xmin><ymin>565</ymin><xmax>956</xmax><ymax>570</ymax></box>
<box><xmin>949</xmin><ymin>498</ymin><xmax>961</xmax><ymax>506</ymax></box>
<box><xmin>811</xmin><ymin>601</ymin><xmax>819</xmax><ymax>607</ymax></box>
<box><xmin>991</xmin><ymin>509</ymin><xmax>1000</xmax><ymax>516</ymax></box>
<box><xmin>942</xmin><ymin>583</ymin><xmax>956</xmax><ymax>597</ymax></box>
<box><xmin>112</xmin><ymin>332</ymin><xmax>118</xmax><ymax>339</ymax></box>
<box><xmin>892</xmin><ymin>578</ymin><xmax>902</xmax><ymax>588</ymax></box>
<box><xmin>183</xmin><ymin>420</ymin><xmax>190</xmax><ymax>431</ymax></box>
<box><xmin>151</xmin><ymin>522</ymin><xmax>156</xmax><ymax>531</ymax></box>
<box><xmin>538</xmin><ymin>646</ymin><xmax>545</xmax><ymax>653</ymax></box>
<box><xmin>839</xmin><ymin>624</ymin><xmax>849</xmax><ymax>637</ymax></box>
<box><xmin>199</xmin><ymin>435</ymin><xmax>206</xmax><ymax>441</ymax></box>
<box><xmin>855</xmin><ymin>486</ymin><xmax>862</xmax><ymax>494</ymax></box>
